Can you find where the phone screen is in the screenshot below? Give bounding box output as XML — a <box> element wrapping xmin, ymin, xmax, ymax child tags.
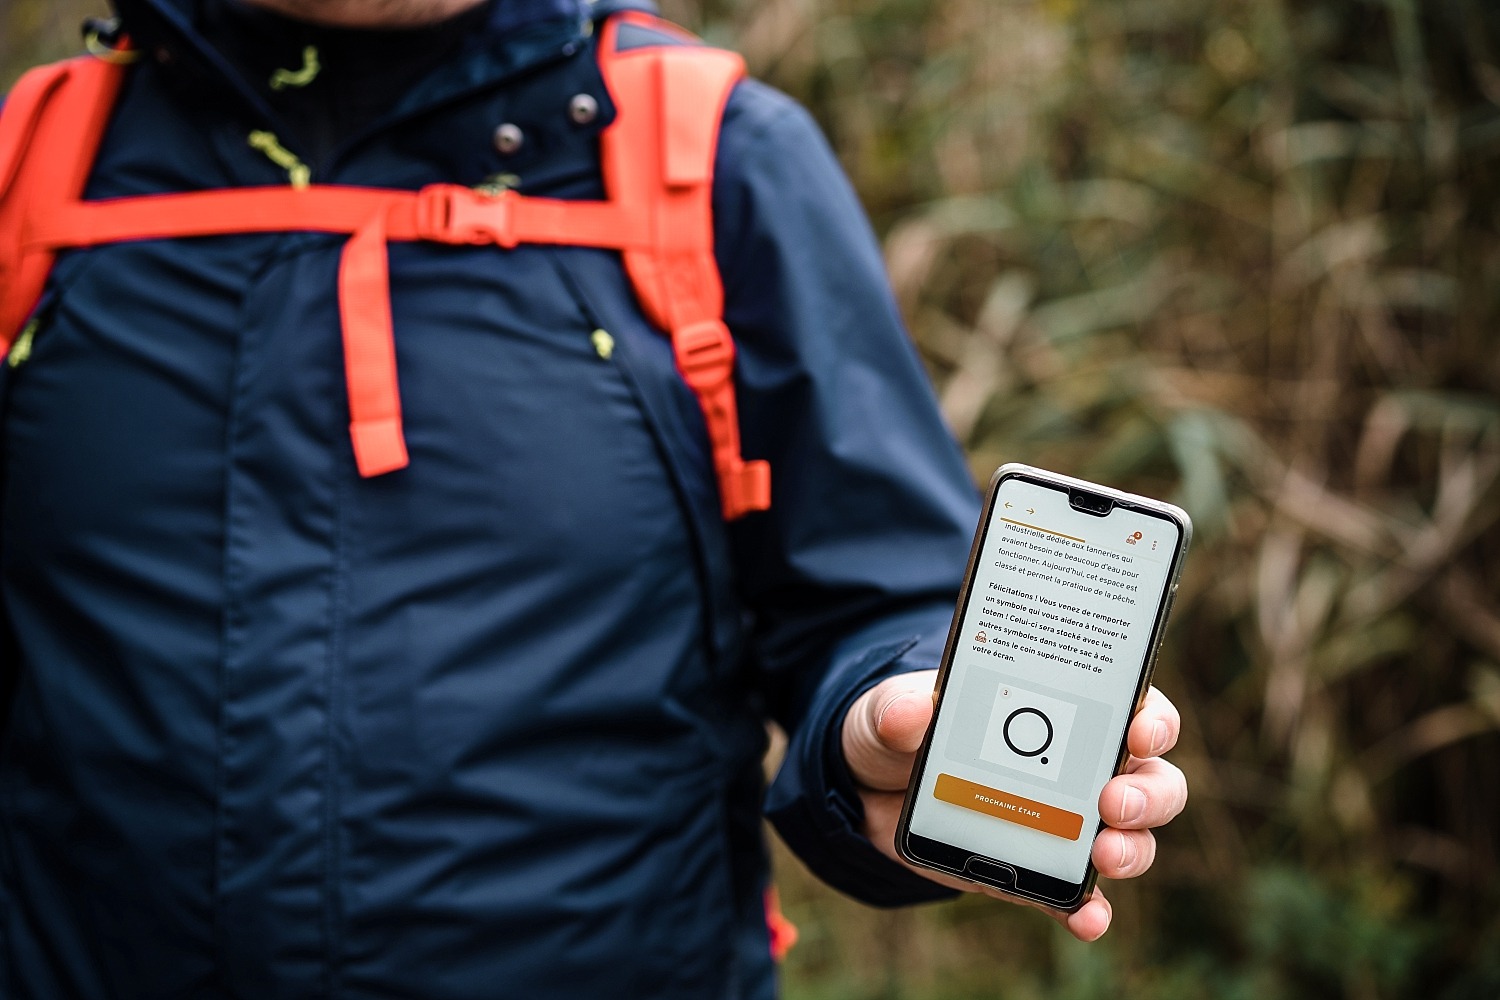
<box><xmin>906</xmin><ymin>472</ymin><xmax>1183</xmax><ymax>887</ymax></box>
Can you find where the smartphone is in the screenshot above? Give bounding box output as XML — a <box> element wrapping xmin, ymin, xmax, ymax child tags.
<box><xmin>896</xmin><ymin>463</ymin><xmax>1192</xmax><ymax>911</ymax></box>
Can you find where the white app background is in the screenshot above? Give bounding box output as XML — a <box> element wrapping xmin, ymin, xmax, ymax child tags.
<box><xmin>909</xmin><ymin>477</ymin><xmax>1179</xmax><ymax>883</ymax></box>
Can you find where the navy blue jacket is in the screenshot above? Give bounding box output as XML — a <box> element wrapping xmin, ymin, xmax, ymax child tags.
<box><xmin>0</xmin><ymin>1</ymin><xmax>980</xmax><ymax>996</ymax></box>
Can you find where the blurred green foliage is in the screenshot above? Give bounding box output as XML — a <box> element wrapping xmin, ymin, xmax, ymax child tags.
<box><xmin>0</xmin><ymin>0</ymin><xmax>96</xmax><ymax>86</ymax></box>
<box><xmin>5</xmin><ymin>1</ymin><xmax>1500</xmax><ymax>997</ymax></box>
<box><xmin>664</xmin><ymin>0</ymin><xmax>1500</xmax><ymax>997</ymax></box>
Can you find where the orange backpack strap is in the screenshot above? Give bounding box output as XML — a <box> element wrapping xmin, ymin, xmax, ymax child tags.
<box><xmin>597</xmin><ymin>14</ymin><xmax>771</xmax><ymax>520</ymax></box>
<box><xmin>0</xmin><ymin>55</ymin><xmax>126</xmax><ymax>350</ymax></box>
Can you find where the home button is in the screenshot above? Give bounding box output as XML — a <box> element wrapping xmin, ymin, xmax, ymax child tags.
<box><xmin>966</xmin><ymin>858</ymin><xmax>1017</xmax><ymax>884</ymax></box>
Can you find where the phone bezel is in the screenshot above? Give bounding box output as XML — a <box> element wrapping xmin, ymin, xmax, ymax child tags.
<box><xmin>895</xmin><ymin>463</ymin><xmax>1192</xmax><ymax>911</ymax></box>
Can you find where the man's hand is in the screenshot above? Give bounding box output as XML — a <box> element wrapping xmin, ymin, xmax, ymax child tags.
<box><xmin>841</xmin><ymin>669</ymin><xmax>1187</xmax><ymax>941</ymax></box>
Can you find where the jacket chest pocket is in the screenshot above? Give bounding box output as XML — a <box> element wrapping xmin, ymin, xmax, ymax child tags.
<box><xmin>338</xmin><ymin>243</ymin><xmax>743</xmax><ymax>779</ymax></box>
<box><xmin>545</xmin><ymin>246</ymin><xmax>744</xmax><ymax>664</ymax></box>
<box><xmin>364</xmin><ymin>243</ymin><xmax>699</xmax><ymax>551</ymax></box>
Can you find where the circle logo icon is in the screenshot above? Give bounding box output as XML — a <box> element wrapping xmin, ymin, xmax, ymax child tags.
<box><xmin>981</xmin><ymin>683</ymin><xmax>1077</xmax><ymax>779</ymax></box>
<box><xmin>1002</xmin><ymin>706</ymin><xmax>1055</xmax><ymax>761</ymax></box>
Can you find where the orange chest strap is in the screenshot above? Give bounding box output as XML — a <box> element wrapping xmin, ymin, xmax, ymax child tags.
<box><xmin>0</xmin><ymin>13</ymin><xmax>770</xmax><ymax>520</ymax></box>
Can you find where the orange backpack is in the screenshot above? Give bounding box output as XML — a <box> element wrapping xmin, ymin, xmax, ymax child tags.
<box><xmin>0</xmin><ymin>11</ymin><xmax>771</xmax><ymax>520</ymax></box>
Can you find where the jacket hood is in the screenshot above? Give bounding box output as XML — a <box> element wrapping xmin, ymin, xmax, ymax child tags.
<box><xmin>103</xmin><ymin>0</ymin><xmax>637</xmax><ymax>138</ymax></box>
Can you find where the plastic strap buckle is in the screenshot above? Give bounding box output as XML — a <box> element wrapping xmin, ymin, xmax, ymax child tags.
<box><xmin>672</xmin><ymin>319</ymin><xmax>734</xmax><ymax>391</ymax></box>
<box><xmin>413</xmin><ymin>185</ymin><xmax>516</xmax><ymax>249</ymax></box>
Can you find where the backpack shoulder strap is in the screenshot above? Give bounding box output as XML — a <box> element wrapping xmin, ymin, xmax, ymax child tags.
<box><xmin>0</xmin><ymin>54</ymin><xmax>128</xmax><ymax>350</ymax></box>
<box><xmin>596</xmin><ymin>13</ymin><xmax>771</xmax><ymax>521</ymax></box>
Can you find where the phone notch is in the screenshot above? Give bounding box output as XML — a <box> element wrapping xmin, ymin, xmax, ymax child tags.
<box><xmin>1068</xmin><ymin>489</ymin><xmax>1114</xmax><ymax>517</ymax></box>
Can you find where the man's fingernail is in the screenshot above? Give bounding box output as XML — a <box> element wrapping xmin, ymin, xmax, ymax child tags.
<box><xmin>1118</xmin><ymin>833</ymin><xmax>1137</xmax><ymax>872</ymax></box>
<box><xmin>1150</xmin><ymin>721</ymin><xmax>1168</xmax><ymax>755</ymax></box>
<box><xmin>1121</xmin><ymin>786</ymin><xmax>1146</xmax><ymax>824</ymax></box>
<box><xmin>877</xmin><ymin>692</ymin><xmax>920</xmax><ymax>732</ymax></box>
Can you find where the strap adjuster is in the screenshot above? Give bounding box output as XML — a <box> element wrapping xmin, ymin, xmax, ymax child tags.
<box><xmin>722</xmin><ymin>459</ymin><xmax>771</xmax><ymax>519</ymax></box>
<box><xmin>413</xmin><ymin>185</ymin><xmax>517</xmax><ymax>249</ymax></box>
<box><xmin>672</xmin><ymin>319</ymin><xmax>734</xmax><ymax>391</ymax></box>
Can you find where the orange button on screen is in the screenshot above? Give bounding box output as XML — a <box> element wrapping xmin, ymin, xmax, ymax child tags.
<box><xmin>933</xmin><ymin>773</ymin><xmax>1085</xmax><ymax>841</ymax></box>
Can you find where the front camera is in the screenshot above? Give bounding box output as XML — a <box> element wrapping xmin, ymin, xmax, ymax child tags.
<box><xmin>1068</xmin><ymin>490</ymin><xmax>1114</xmax><ymax>517</ymax></box>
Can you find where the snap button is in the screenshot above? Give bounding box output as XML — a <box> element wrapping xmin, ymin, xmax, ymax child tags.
<box><xmin>493</xmin><ymin>123</ymin><xmax>525</xmax><ymax>156</ymax></box>
<box><xmin>568</xmin><ymin>93</ymin><xmax>599</xmax><ymax>126</ymax></box>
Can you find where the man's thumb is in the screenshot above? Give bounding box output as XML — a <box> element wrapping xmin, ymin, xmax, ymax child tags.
<box><xmin>841</xmin><ymin>670</ymin><xmax>937</xmax><ymax>792</ymax></box>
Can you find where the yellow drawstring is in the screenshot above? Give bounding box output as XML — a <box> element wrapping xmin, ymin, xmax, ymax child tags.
<box><xmin>8</xmin><ymin>320</ymin><xmax>39</xmax><ymax>369</ymax></box>
<box><xmin>247</xmin><ymin>131</ymin><xmax>311</xmax><ymax>189</ymax></box>
<box><xmin>270</xmin><ymin>46</ymin><xmax>321</xmax><ymax>91</ymax></box>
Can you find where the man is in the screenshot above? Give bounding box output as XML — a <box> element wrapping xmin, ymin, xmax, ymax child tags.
<box><xmin>0</xmin><ymin>0</ymin><xmax>1188</xmax><ymax>996</ymax></box>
